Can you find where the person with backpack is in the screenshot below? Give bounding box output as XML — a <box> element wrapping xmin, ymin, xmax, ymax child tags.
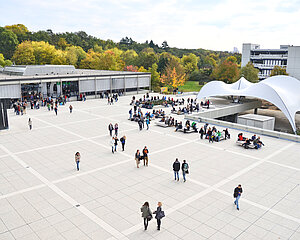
<box><xmin>75</xmin><ymin>152</ymin><xmax>81</xmax><ymax>171</ymax></box>
<box><xmin>141</xmin><ymin>202</ymin><xmax>152</xmax><ymax>230</ymax></box>
<box><xmin>143</xmin><ymin>146</ymin><xmax>149</xmax><ymax>166</ymax></box>
<box><xmin>182</xmin><ymin>160</ymin><xmax>189</xmax><ymax>182</ymax></box>
<box><xmin>233</xmin><ymin>184</ymin><xmax>243</xmax><ymax>210</ymax></box>
<box><xmin>120</xmin><ymin>136</ymin><xmax>126</xmax><ymax>151</ymax></box>
<box><xmin>173</xmin><ymin>158</ymin><xmax>180</xmax><ymax>181</ymax></box>
<box><xmin>153</xmin><ymin>202</ymin><xmax>164</xmax><ymax>231</ymax></box>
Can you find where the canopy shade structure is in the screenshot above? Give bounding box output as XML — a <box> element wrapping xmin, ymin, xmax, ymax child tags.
<box><xmin>197</xmin><ymin>76</ymin><xmax>300</xmax><ymax>134</ymax></box>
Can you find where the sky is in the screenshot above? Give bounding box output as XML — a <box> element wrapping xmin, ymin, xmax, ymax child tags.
<box><xmin>1</xmin><ymin>0</ymin><xmax>300</xmax><ymax>52</ymax></box>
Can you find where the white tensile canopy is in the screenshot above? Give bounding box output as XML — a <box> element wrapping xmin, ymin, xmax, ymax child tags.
<box><xmin>197</xmin><ymin>76</ymin><xmax>300</xmax><ymax>134</ymax></box>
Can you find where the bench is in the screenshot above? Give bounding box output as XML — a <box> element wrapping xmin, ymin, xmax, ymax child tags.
<box><xmin>178</xmin><ymin>128</ymin><xmax>198</xmax><ymax>133</ymax></box>
<box><xmin>155</xmin><ymin>122</ymin><xmax>171</xmax><ymax>128</ymax></box>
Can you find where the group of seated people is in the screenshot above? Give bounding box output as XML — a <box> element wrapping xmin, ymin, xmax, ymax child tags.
<box><xmin>174</xmin><ymin>120</ymin><xmax>198</xmax><ymax>133</ymax></box>
<box><xmin>159</xmin><ymin>116</ymin><xmax>176</xmax><ymax>126</ymax></box>
<box><xmin>238</xmin><ymin>133</ymin><xmax>264</xmax><ymax>149</ymax></box>
<box><xmin>171</xmin><ymin>104</ymin><xmax>200</xmax><ymax>115</ymax></box>
<box><xmin>152</xmin><ymin>109</ymin><xmax>165</xmax><ymax>118</ymax></box>
<box><xmin>199</xmin><ymin>126</ymin><xmax>230</xmax><ymax>142</ymax></box>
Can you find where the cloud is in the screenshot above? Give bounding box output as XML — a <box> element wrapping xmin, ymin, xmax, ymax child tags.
<box><xmin>1</xmin><ymin>0</ymin><xmax>300</xmax><ymax>51</ymax></box>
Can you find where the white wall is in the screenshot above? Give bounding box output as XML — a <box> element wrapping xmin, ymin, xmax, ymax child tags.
<box><xmin>287</xmin><ymin>46</ymin><xmax>300</xmax><ymax>80</ymax></box>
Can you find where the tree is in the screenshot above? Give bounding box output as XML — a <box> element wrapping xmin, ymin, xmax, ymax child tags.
<box><xmin>241</xmin><ymin>62</ymin><xmax>259</xmax><ymax>83</ymax></box>
<box><xmin>0</xmin><ymin>53</ymin><xmax>12</xmax><ymax>67</ymax></box>
<box><xmin>137</xmin><ymin>48</ymin><xmax>158</xmax><ymax>70</ymax></box>
<box><xmin>161</xmin><ymin>41</ymin><xmax>169</xmax><ymax>50</ymax></box>
<box><xmin>0</xmin><ymin>27</ymin><xmax>19</xmax><ymax>59</ymax></box>
<box><xmin>5</xmin><ymin>24</ymin><xmax>29</xmax><ymax>36</ymax></box>
<box><xmin>226</xmin><ymin>56</ymin><xmax>238</xmax><ymax>64</ymax></box>
<box><xmin>57</xmin><ymin>38</ymin><xmax>69</xmax><ymax>50</ymax></box>
<box><xmin>157</xmin><ymin>52</ymin><xmax>172</xmax><ymax>73</ymax></box>
<box><xmin>189</xmin><ymin>69</ymin><xmax>210</xmax><ymax>85</ymax></box>
<box><xmin>31</xmin><ymin>41</ymin><xmax>57</xmax><ymax>64</ymax></box>
<box><xmin>181</xmin><ymin>53</ymin><xmax>199</xmax><ymax>76</ymax></box>
<box><xmin>12</xmin><ymin>41</ymin><xmax>35</xmax><ymax>65</ymax></box>
<box><xmin>212</xmin><ymin>60</ymin><xmax>240</xmax><ymax>83</ymax></box>
<box><xmin>65</xmin><ymin>46</ymin><xmax>86</xmax><ymax>67</ymax></box>
<box><xmin>150</xmin><ymin>63</ymin><xmax>160</xmax><ymax>91</ymax></box>
<box><xmin>270</xmin><ymin>66</ymin><xmax>288</xmax><ymax>76</ymax></box>
<box><xmin>160</xmin><ymin>62</ymin><xmax>186</xmax><ymax>90</ymax></box>
<box><xmin>121</xmin><ymin>49</ymin><xmax>138</xmax><ymax>66</ymax></box>
<box><xmin>124</xmin><ymin>65</ymin><xmax>138</xmax><ymax>72</ymax></box>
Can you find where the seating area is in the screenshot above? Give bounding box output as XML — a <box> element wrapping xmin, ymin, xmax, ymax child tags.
<box><xmin>236</xmin><ymin>133</ymin><xmax>265</xmax><ymax>149</ymax></box>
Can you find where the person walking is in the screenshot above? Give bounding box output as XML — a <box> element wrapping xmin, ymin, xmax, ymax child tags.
<box><xmin>153</xmin><ymin>202</ymin><xmax>164</xmax><ymax>231</ymax></box>
<box><xmin>146</xmin><ymin>118</ymin><xmax>150</xmax><ymax>130</ymax></box>
<box><xmin>135</xmin><ymin>150</ymin><xmax>140</xmax><ymax>168</ymax></box>
<box><xmin>114</xmin><ymin>136</ymin><xmax>119</xmax><ymax>152</ymax></box>
<box><xmin>143</xmin><ymin>146</ymin><xmax>149</xmax><ymax>166</ymax></box>
<box><xmin>182</xmin><ymin>160</ymin><xmax>189</xmax><ymax>182</ymax></box>
<box><xmin>114</xmin><ymin>123</ymin><xmax>119</xmax><ymax>136</ymax></box>
<box><xmin>54</xmin><ymin>106</ymin><xmax>58</xmax><ymax>115</ymax></box>
<box><xmin>173</xmin><ymin>158</ymin><xmax>180</xmax><ymax>181</ymax></box>
<box><xmin>28</xmin><ymin>118</ymin><xmax>32</xmax><ymax>130</ymax></box>
<box><xmin>233</xmin><ymin>184</ymin><xmax>243</xmax><ymax>210</ymax></box>
<box><xmin>69</xmin><ymin>105</ymin><xmax>73</xmax><ymax>113</ymax></box>
<box><xmin>111</xmin><ymin>137</ymin><xmax>115</xmax><ymax>154</ymax></box>
<box><xmin>108</xmin><ymin>123</ymin><xmax>114</xmax><ymax>137</ymax></box>
<box><xmin>199</xmin><ymin>127</ymin><xmax>204</xmax><ymax>139</ymax></box>
<box><xmin>141</xmin><ymin>202</ymin><xmax>152</xmax><ymax>230</ymax></box>
<box><xmin>120</xmin><ymin>136</ymin><xmax>126</xmax><ymax>151</ymax></box>
<box><xmin>75</xmin><ymin>152</ymin><xmax>80</xmax><ymax>171</ymax></box>
<box><xmin>129</xmin><ymin>108</ymin><xmax>132</xmax><ymax>119</ymax></box>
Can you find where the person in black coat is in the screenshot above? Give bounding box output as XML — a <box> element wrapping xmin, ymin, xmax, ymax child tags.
<box><xmin>153</xmin><ymin>202</ymin><xmax>164</xmax><ymax>230</ymax></box>
<box><xmin>233</xmin><ymin>184</ymin><xmax>243</xmax><ymax>210</ymax></box>
<box><xmin>173</xmin><ymin>158</ymin><xmax>180</xmax><ymax>181</ymax></box>
<box><xmin>199</xmin><ymin>127</ymin><xmax>204</xmax><ymax>139</ymax></box>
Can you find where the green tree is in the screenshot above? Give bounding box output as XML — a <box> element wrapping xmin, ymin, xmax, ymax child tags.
<box><xmin>270</xmin><ymin>65</ymin><xmax>288</xmax><ymax>76</ymax></box>
<box><xmin>157</xmin><ymin>52</ymin><xmax>172</xmax><ymax>73</ymax></box>
<box><xmin>4</xmin><ymin>24</ymin><xmax>29</xmax><ymax>42</ymax></box>
<box><xmin>57</xmin><ymin>38</ymin><xmax>69</xmax><ymax>50</ymax></box>
<box><xmin>212</xmin><ymin>60</ymin><xmax>240</xmax><ymax>83</ymax></box>
<box><xmin>241</xmin><ymin>62</ymin><xmax>259</xmax><ymax>83</ymax></box>
<box><xmin>121</xmin><ymin>49</ymin><xmax>138</xmax><ymax>66</ymax></box>
<box><xmin>189</xmin><ymin>69</ymin><xmax>210</xmax><ymax>85</ymax></box>
<box><xmin>137</xmin><ymin>48</ymin><xmax>158</xmax><ymax>70</ymax></box>
<box><xmin>150</xmin><ymin>63</ymin><xmax>160</xmax><ymax>91</ymax></box>
<box><xmin>181</xmin><ymin>53</ymin><xmax>199</xmax><ymax>76</ymax></box>
<box><xmin>0</xmin><ymin>27</ymin><xmax>19</xmax><ymax>59</ymax></box>
<box><xmin>0</xmin><ymin>53</ymin><xmax>12</xmax><ymax>67</ymax></box>
<box><xmin>31</xmin><ymin>41</ymin><xmax>57</xmax><ymax>64</ymax></box>
<box><xmin>12</xmin><ymin>41</ymin><xmax>35</xmax><ymax>65</ymax></box>
<box><xmin>65</xmin><ymin>46</ymin><xmax>86</xmax><ymax>67</ymax></box>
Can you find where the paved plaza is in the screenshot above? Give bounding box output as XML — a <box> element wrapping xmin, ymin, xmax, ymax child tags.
<box><xmin>0</xmin><ymin>94</ymin><xmax>300</xmax><ymax>240</ymax></box>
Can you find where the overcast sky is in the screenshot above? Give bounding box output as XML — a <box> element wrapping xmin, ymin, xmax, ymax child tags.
<box><xmin>1</xmin><ymin>0</ymin><xmax>300</xmax><ymax>51</ymax></box>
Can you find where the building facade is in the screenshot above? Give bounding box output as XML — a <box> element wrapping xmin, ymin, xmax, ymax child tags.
<box><xmin>0</xmin><ymin>65</ymin><xmax>151</xmax><ymax>100</ymax></box>
<box><xmin>241</xmin><ymin>43</ymin><xmax>290</xmax><ymax>80</ymax></box>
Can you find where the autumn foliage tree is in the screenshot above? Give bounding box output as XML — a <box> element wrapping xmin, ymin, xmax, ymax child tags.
<box><xmin>212</xmin><ymin>59</ymin><xmax>240</xmax><ymax>83</ymax></box>
<box><xmin>160</xmin><ymin>63</ymin><xmax>186</xmax><ymax>90</ymax></box>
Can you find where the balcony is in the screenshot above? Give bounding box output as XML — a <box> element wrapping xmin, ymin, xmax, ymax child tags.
<box><xmin>253</xmin><ymin>63</ymin><xmax>287</xmax><ymax>69</ymax></box>
<box><xmin>250</xmin><ymin>54</ymin><xmax>288</xmax><ymax>60</ymax></box>
<box><xmin>258</xmin><ymin>73</ymin><xmax>270</xmax><ymax>79</ymax></box>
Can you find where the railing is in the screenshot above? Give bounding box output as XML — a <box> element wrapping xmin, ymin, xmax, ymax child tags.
<box><xmin>250</xmin><ymin>54</ymin><xmax>288</xmax><ymax>59</ymax></box>
<box><xmin>253</xmin><ymin>63</ymin><xmax>287</xmax><ymax>68</ymax></box>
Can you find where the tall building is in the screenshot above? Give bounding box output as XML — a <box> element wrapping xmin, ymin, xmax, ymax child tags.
<box><xmin>241</xmin><ymin>44</ymin><xmax>300</xmax><ymax>80</ymax></box>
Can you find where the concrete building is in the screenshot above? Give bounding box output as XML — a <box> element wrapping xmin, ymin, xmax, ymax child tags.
<box><xmin>241</xmin><ymin>43</ymin><xmax>290</xmax><ymax>80</ymax></box>
<box><xmin>0</xmin><ymin>65</ymin><xmax>151</xmax><ymax>99</ymax></box>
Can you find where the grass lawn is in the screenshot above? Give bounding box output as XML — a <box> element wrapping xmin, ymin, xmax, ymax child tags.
<box><xmin>178</xmin><ymin>81</ymin><xmax>202</xmax><ymax>92</ymax></box>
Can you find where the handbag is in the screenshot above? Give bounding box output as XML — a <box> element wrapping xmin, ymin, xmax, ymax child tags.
<box><xmin>185</xmin><ymin>169</ymin><xmax>189</xmax><ymax>174</ymax></box>
<box><xmin>158</xmin><ymin>211</ymin><xmax>165</xmax><ymax>219</ymax></box>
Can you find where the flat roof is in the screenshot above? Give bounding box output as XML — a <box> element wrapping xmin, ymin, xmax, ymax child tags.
<box><xmin>0</xmin><ymin>69</ymin><xmax>151</xmax><ymax>82</ymax></box>
<box><xmin>238</xmin><ymin>113</ymin><xmax>275</xmax><ymax>121</ymax></box>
